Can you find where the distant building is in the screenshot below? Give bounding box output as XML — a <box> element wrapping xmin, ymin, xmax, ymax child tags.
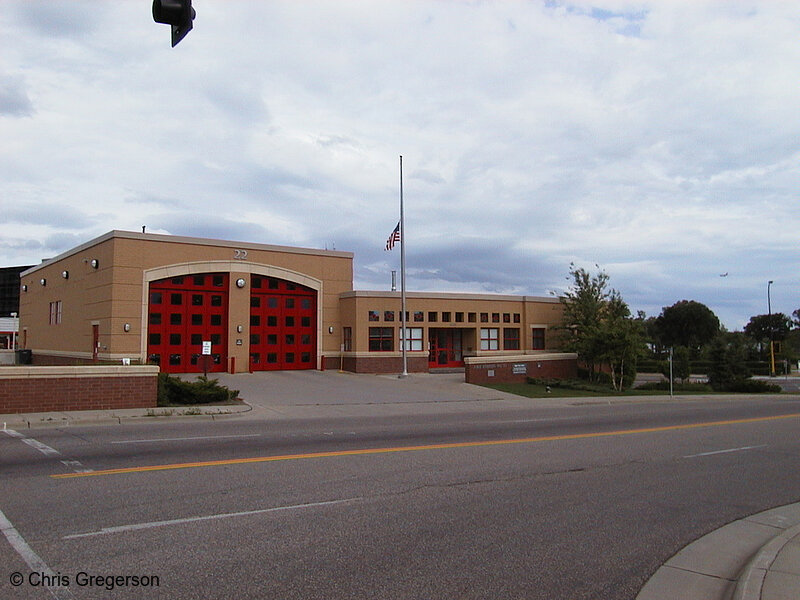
<box><xmin>0</xmin><ymin>265</ymin><xmax>33</xmax><ymax>317</ymax></box>
<box><xmin>18</xmin><ymin>231</ymin><xmax>567</xmax><ymax>374</ymax></box>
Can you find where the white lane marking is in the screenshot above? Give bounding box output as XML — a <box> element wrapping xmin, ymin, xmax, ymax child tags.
<box><xmin>683</xmin><ymin>444</ymin><xmax>767</xmax><ymax>459</ymax></box>
<box><xmin>4</xmin><ymin>429</ymin><xmax>92</xmax><ymax>473</ymax></box>
<box><xmin>0</xmin><ymin>507</ymin><xmax>75</xmax><ymax>599</ymax></box>
<box><xmin>63</xmin><ymin>497</ymin><xmax>363</xmax><ymax>540</ymax></box>
<box><xmin>22</xmin><ymin>438</ymin><xmax>62</xmax><ymax>457</ymax></box>
<box><xmin>110</xmin><ymin>433</ymin><xmax>261</xmax><ymax>444</ymax></box>
<box><xmin>487</xmin><ymin>417</ymin><xmax>585</xmax><ymax>425</ymax></box>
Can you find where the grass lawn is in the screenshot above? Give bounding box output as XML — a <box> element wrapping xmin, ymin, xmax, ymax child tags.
<box><xmin>482</xmin><ymin>381</ymin><xmax>716</xmax><ymax>399</ymax></box>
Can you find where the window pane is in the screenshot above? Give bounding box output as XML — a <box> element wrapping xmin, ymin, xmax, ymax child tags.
<box><xmin>192</xmin><ymin>294</ymin><xmax>203</xmax><ymax>306</ymax></box>
<box><xmin>211</xmin><ymin>295</ymin><xmax>222</xmax><ymax>307</ymax></box>
<box><xmin>149</xmin><ymin>313</ymin><xmax>161</xmax><ymax>325</ymax></box>
<box><xmin>149</xmin><ymin>333</ymin><xmax>161</xmax><ymax>345</ymax></box>
<box><xmin>192</xmin><ymin>314</ymin><xmax>203</xmax><ymax>326</ymax></box>
<box><xmin>170</xmin><ymin>313</ymin><xmax>182</xmax><ymax>325</ymax></box>
<box><xmin>210</xmin><ymin>314</ymin><xmax>221</xmax><ymax>326</ymax></box>
<box><xmin>170</xmin><ymin>293</ymin><xmax>182</xmax><ymax>305</ymax></box>
<box><xmin>150</xmin><ymin>292</ymin><xmax>162</xmax><ymax>305</ymax></box>
<box><xmin>170</xmin><ymin>334</ymin><xmax>181</xmax><ymax>345</ymax></box>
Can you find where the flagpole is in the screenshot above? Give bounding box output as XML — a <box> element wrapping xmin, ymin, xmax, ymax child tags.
<box><xmin>399</xmin><ymin>155</ymin><xmax>408</xmax><ymax>378</ymax></box>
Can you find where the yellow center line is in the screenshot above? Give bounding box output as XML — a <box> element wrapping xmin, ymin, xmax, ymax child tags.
<box><xmin>51</xmin><ymin>413</ymin><xmax>800</xmax><ymax>479</ymax></box>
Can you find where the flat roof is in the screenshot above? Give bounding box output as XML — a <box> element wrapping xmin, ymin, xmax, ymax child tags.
<box><xmin>341</xmin><ymin>290</ymin><xmax>561</xmax><ymax>303</ymax></box>
<box><xmin>22</xmin><ymin>230</ymin><xmax>353</xmax><ymax>276</ymax></box>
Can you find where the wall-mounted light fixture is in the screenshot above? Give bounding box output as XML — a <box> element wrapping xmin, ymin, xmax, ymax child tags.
<box><xmin>328</xmin><ymin>326</ymin><xmax>334</xmax><ymax>334</ymax></box>
<box><xmin>123</xmin><ymin>323</ymin><xmax>131</xmax><ymax>332</ymax></box>
<box><xmin>236</xmin><ymin>278</ymin><xmax>246</xmax><ymax>288</ymax></box>
<box><xmin>237</xmin><ymin>325</ymin><xmax>243</xmax><ymax>333</ymax></box>
<box><xmin>62</xmin><ymin>270</ymin><xmax>69</xmax><ymax>279</ymax></box>
<box><xmin>40</xmin><ymin>278</ymin><xmax>46</xmax><ymax>286</ymax></box>
<box><xmin>21</xmin><ymin>285</ymin><xmax>27</xmax><ymax>292</ymax></box>
<box><xmin>90</xmin><ymin>259</ymin><xmax>99</xmax><ymax>269</ymax></box>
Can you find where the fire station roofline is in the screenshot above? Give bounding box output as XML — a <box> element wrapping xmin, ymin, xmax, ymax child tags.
<box><xmin>21</xmin><ymin>230</ymin><xmax>353</xmax><ymax>276</ymax></box>
<box><xmin>341</xmin><ymin>290</ymin><xmax>561</xmax><ymax>303</ymax></box>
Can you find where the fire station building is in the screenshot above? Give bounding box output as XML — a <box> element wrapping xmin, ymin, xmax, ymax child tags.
<box><xmin>17</xmin><ymin>231</ymin><xmax>567</xmax><ymax>374</ymax></box>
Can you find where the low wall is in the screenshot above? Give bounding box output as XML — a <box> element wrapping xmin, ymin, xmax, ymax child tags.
<box><xmin>465</xmin><ymin>353</ymin><xmax>578</xmax><ymax>385</ymax></box>
<box><xmin>0</xmin><ymin>366</ymin><xmax>159</xmax><ymax>414</ymax></box>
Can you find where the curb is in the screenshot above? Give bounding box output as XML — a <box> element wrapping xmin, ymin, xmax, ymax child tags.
<box><xmin>733</xmin><ymin>522</ymin><xmax>800</xmax><ymax>600</ymax></box>
<box><xmin>637</xmin><ymin>503</ymin><xmax>800</xmax><ymax>600</ymax></box>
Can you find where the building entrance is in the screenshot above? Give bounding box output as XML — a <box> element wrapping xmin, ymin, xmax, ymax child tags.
<box><xmin>428</xmin><ymin>329</ymin><xmax>464</xmax><ymax>368</ymax></box>
<box><xmin>248</xmin><ymin>275</ymin><xmax>316</xmax><ymax>371</ymax></box>
<box><xmin>147</xmin><ymin>273</ymin><xmax>229</xmax><ymax>373</ymax></box>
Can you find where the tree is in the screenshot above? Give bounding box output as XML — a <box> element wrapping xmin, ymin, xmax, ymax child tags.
<box><xmin>707</xmin><ymin>333</ymin><xmax>751</xmax><ymax>391</ymax></box>
<box><xmin>654</xmin><ymin>300</ymin><xmax>720</xmax><ymax>351</ymax></box>
<box><xmin>559</xmin><ymin>264</ymin><xmax>645</xmax><ymax>390</ymax></box>
<box><xmin>793</xmin><ymin>309</ymin><xmax>800</xmax><ymax>328</ymax></box>
<box><xmin>745</xmin><ymin>313</ymin><xmax>793</xmax><ymax>347</ymax></box>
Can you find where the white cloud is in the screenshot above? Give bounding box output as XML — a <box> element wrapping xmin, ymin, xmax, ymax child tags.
<box><xmin>0</xmin><ymin>0</ymin><xmax>798</xmax><ymax>329</ymax></box>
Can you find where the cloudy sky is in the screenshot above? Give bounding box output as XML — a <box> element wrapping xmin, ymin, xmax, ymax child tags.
<box><xmin>1</xmin><ymin>1</ymin><xmax>797</xmax><ymax>330</ymax></box>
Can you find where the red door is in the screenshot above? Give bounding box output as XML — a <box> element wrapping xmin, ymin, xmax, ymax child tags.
<box><xmin>249</xmin><ymin>276</ymin><xmax>316</xmax><ymax>371</ymax></box>
<box><xmin>428</xmin><ymin>329</ymin><xmax>464</xmax><ymax>368</ymax></box>
<box><xmin>147</xmin><ymin>274</ymin><xmax>228</xmax><ymax>373</ymax></box>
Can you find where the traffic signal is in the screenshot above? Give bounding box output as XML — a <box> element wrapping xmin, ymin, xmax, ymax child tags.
<box><xmin>152</xmin><ymin>0</ymin><xmax>195</xmax><ymax>47</ymax></box>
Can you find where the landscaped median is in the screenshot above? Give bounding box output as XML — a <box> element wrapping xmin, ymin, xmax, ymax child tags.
<box><xmin>0</xmin><ymin>365</ymin><xmax>159</xmax><ymax>414</ymax></box>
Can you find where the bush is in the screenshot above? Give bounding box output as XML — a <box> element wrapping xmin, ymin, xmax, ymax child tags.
<box><xmin>724</xmin><ymin>379</ymin><xmax>782</xmax><ymax>394</ymax></box>
<box><xmin>157</xmin><ymin>373</ymin><xmax>239</xmax><ymax>406</ymax></box>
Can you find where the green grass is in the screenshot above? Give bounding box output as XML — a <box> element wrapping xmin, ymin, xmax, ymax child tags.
<box><xmin>482</xmin><ymin>381</ymin><xmax>716</xmax><ymax>399</ymax></box>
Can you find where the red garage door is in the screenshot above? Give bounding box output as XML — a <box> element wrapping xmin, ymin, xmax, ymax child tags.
<box><xmin>249</xmin><ymin>275</ymin><xmax>316</xmax><ymax>371</ymax></box>
<box><xmin>147</xmin><ymin>273</ymin><xmax>228</xmax><ymax>374</ymax></box>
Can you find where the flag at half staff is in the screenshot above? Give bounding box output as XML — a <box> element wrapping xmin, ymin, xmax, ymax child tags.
<box><xmin>385</xmin><ymin>222</ymin><xmax>401</xmax><ymax>251</ymax></box>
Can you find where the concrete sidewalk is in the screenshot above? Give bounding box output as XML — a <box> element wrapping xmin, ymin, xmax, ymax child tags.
<box><xmin>637</xmin><ymin>502</ymin><xmax>800</xmax><ymax>600</ymax></box>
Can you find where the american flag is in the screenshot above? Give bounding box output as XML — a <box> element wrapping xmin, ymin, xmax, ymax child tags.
<box><xmin>385</xmin><ymin>222</ymin><xmax>401</xmax><ymax>251</ymax></box>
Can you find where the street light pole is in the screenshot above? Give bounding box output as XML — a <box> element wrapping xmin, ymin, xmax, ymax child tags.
<box><xmin>768</xmin><ymin>280</ymin><xmax>776</xmax><ymax>377</ymax></box>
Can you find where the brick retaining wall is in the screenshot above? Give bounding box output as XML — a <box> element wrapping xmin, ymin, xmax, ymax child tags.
<box><xmin>0</xmin><ymin>366</ymin><xmax>159</xmax><ymax>414</ymax></box>
<box><xmin>465</xmin><ymin>353</ymin><xmax>578</xmax><ymax>385</ymax></box>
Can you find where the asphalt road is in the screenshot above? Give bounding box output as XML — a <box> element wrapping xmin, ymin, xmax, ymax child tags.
<box><xmin>3</xmin><ymin>396</ymin><xmax>800</xmax><ymax>599</ymax></box>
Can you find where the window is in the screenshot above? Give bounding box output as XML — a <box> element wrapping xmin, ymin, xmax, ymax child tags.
<box><xmin>251</xmin><ymin>297</ymin><xmax>260</xmax><ymax>308</ymax></box>
<box><xmin>191</xmin><ymin>294</ymin><xmax>203</xmax><ymax>306</ymax></box>
<box><xmin>368</xmin><ymin>310</ymin><xmax>380</xmax><ymax>322</ymax></box>
<box><xmin>268</xmin><ymin>298</ymin><xmax>278</xmax><ymax>309</ymax></box>
<box><xmin>428</xmin><ymin>312</ymin><xmax>438</xmax><ymax>322</ymax></box>
<box><xmin>210</xmin><ymin>295</ymin><xmax>223</xmax><ymax>307</ymax></box>
<box><xmin>286</xmin><ymin>298</ymin><xmax>295</xmax><ymax>309</ymax></box>
<box><xmin>192</xmin><ymin>314</ymin><xmax>203</xmax><ymax>326</ymax></box>
<box><xmin>455</xmin><ymin>312</ymin><xmax>464</xmax><ymax>323</ymax></box>
<box><xmin>212</xmin><ymin>275</ymin><xmax>224</xmax><ymax>287</ymax></box>
<box><xmin>513</xmin><ymin>313</ymin><xmax>521</xmax><ymax>323</ymax></box>
<box><xmin>301</xmin><ymin>317</ymin><xmax>311</xmax><ymax>327</ymax></box>
<box><xmin>211</xmin><ymin>315</ymin><xmax>222</xmax><ymax>326</ymax></box>
<box><xmin>503</xmin><ymin>328</ymin><xmax>520</xmax><ymax>350</ymax></box>
<box><xmin>48</xmin><ymin>301</ymin><xmax>62</xmax><ymax>325</ymax></box>
<box><xmin>343</xmin><ymin>327</ymin><xmax>352</xmax><ymax>351</ymax></box>
<box><xmin>170</xmin><ymin>293</ymin><xmax>182</xmax><ymax>305</ymax></box>
<box><xmin>191</xmin><ymin>334</ymin><xmax>202</xmax><ymax>345</ymax></box>
<box><xmin>532</xmin><ymin>328</ymin><xmax>546</xmax><ymax>350</ymax></box>
<box><xmin>480</xmin><ymin>312</ymin><xmax>488</xmax><ymax>323</ymax></box>
<box><xmin>149</xmin><ymin>333</ymin><xmax>161</xmax><ymax>345</ymax></box>
<box><xmin>149</xmin><ymin>313</ymin><xmax>161</xmax><ymax>325</ymax></box>
<box><xmin>285</xmin><ymin>316</ymin><xmax>295</xmax><ymax>327</ymax></box>
<box><xmin>250</xmin><ymin>315</ymin><xmax>260</xmax><ymax>327</ymax></box>
<box><xmin>468</xmin><ymin>312</ymin><xmax>477</xmax><ymax>323</ymax></box>
<box><xmin>169</xmin><ymin>333</ymin><xmax>181</xmax><ymax>345</ymax></box>
<box><xmin>503</xmin><ymin>313</ymin><xmax>511</xmax><ymax>323</ymax></box>
<box><xmin>170</xmin><ymin>313</ymin><xmax>182</xmax><ymax>325</ymax></box>
<box><xmin>492</xmin><ymin>313</ymin><xmax>500</xmax><ymax>323</ymax></box>
<box><xmin>193</xmin><ymin>275</ymin><xmax>205</xmax><ymax>286</ymax></box>
<box><xmin>301</xmin><ymin>299</ymin><xmax>311</xmax><ymax>309</ymax></box>
<box><xmin>250</xmin><ymin>334</ymin><xmax>260</xmax><ymax>345</ymax></box>
<box><xmin>480</xmin><ymin>328</ymin><xmax>499</xmax><ymax>351</ymax></box>
<box><xmin>267</xmin><ymin>316</ymin><xmax>277</xmax><ymax>327</ymax></box>
<box><xmin>171</xmin><ymin>277</ymin><xmax>184</xmax><ymax>285</ymax></box>
<box><xmin>369</xmin><ymin>327</ymin><xmax>394</xmax><ymax>351</ymax></box>
<box><xmin>414</xmin><ymin>311</ymin><xmax>424</xmax><ymax>322</ymax></box>
<box><xmin>268</xmin><ymin>278</ymin><xmax>279</xmax><ymax>289</ymax></box>
<box><xmin>400</xmin><ymin>327</ymin><xmax>423</xmax><ymax>351</ymax></box>
<box><xmin>442</xmin><ymin>312</ymin><xmax>451</xmax><ymax>323</ymax></box>
<box><xmin>384</xmin><ymin>311</ymin><xmax>395</xmax><ymax>322</ymax></box>
<box><xmin>150</xmin><ymin>292</ymin><xmax>162</xmax><ymax>305</ymax></box>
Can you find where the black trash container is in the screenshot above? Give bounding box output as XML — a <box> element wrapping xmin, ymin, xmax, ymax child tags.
<box><xmin>15</xmin><ymin>349</ymin><xmax>32</xmax><ymax>365</ymax></box>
